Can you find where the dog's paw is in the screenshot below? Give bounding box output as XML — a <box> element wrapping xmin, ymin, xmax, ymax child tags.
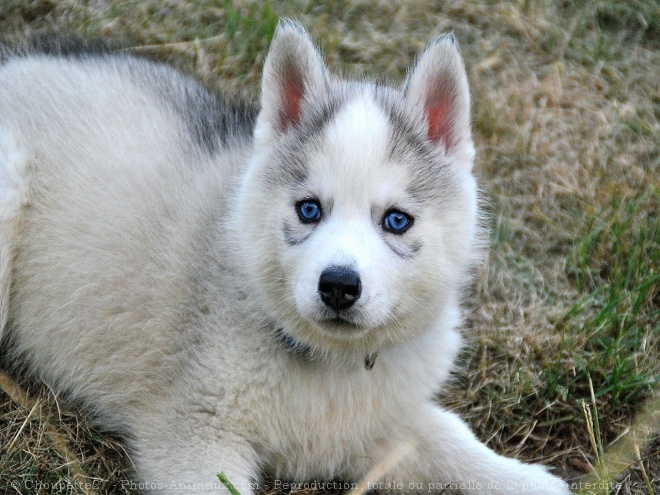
<box><xmin>509</xmin><ymin>462</ymin><xmax>571</xmax><ymax>495</ymax></box>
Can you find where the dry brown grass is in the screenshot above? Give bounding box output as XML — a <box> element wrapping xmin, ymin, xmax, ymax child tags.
<box><xmin>0</xmin><ymin>371</ymin><xmax>133</xmax><ymax>494</ymax></box>
<box><xmin>1</xmin><ymin>1</ymin><xmax>658</xmax><ymax>494</ymax></box>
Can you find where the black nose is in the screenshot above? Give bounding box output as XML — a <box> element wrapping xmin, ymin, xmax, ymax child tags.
<box><xmin>318</xmin><ymin>267</ymin><xmax>362</xmax><ymax>311</ymax></box>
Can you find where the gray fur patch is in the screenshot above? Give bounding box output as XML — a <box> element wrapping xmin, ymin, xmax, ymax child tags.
<box><xmin>154</xmin><ymin>80</ymin><xmax>257</xmax><ymax>155</ymax></box>
<box><xmin>373</xmin><ymin>88</ymin><xmax>458</xmax><ymax>205</ymax></box>
<box><xmin>384</xmin><ymin>238</ymin><xmax>421</xmax><ymax>260</ymax></box>
<box><xmin>125</xmin><ymin>59</ymin><xmax>258</xmax><ymax>155</ymax></box>
<box><xmin>262</xmin><ymin>96</ymin><xmax>341</xmax><ymax>188</ymax></box>
<box><xmin>282</xmin><ymin>221</ymin><xmax>312</xmax><ymax>246</ymax></box>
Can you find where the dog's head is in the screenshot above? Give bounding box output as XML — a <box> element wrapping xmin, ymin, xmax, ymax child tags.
<box><xmin>236</xmin><ymin>21</ymin><xmax>482</xmax><ymax>356</ymax></box>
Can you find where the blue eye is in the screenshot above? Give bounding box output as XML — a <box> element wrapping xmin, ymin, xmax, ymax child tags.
<box><xmin>296</xmin><ymin>199</ymin><xmax>322</xmax><ymax>223</ymax></box>
<box><xmin>383</xmin><ymin>210</ymin><xmax>413</xmax><ymax>234</ymax></box>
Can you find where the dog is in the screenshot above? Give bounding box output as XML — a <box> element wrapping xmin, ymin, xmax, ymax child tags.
<box><xmin>0</xmin><ymin>20</ymin><xmax>570</xmax><ymax>494</ymax></box>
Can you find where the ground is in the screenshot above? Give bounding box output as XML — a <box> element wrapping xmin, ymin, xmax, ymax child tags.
<box><xmin>0</xmin><ymin>1</ymin><xmax>658</xmax><ymax>494</ymax></box>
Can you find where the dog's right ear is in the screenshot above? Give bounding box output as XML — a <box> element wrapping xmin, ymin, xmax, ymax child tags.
<box><xmin>255</xmin><ymin>20</ymin><xmax>329</xmax><ymax>146</ymax></box>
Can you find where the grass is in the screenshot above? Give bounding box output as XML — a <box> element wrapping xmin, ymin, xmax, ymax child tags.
<box><xmin>0</xmin><ymin>1</ymin><xmax>658</xmax><ymax>494</ymax></box>
<box><xmin>218</xmin><ymin>472</ymin><xmax>244</xmax><ymax>495</ymax></box>
<box><xmin>557</xmin><ymin>192</ymin><xmax>658</xmax><ymax>404</ymax></box>
<box><xmin>0</xmin><ymin>371</ymin><xmax>132</xmax><ymax>494</ymax></box>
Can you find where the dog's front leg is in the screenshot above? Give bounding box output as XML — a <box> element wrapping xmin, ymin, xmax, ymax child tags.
<box><xmin>132</xmin><ymin>422</ymin><xmax>259</xmax><ymax>495</ymax></box>
<box><xmin>381</xmin><ymin>404</ymin><xmax>571</xmax><ymax>495</ymax></box>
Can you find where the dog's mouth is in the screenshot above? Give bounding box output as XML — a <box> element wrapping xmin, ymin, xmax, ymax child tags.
<box><xmin>308</xmin><ymin>296</ymin><xmax>391</xmax><ymax>335</ymax></box>
<box><xmin>314</xmin><ymin>305</ymin><xmax>362</xmax><ymax>327</ymax></box>
<box><xmin>322</xmin><ymin>315</ymin><xmax>359</xmax><ymax>327</ymax></box>
<box><xmin>313</xmin><ymin>310</ymin><xmax>374</xmax><ymax>337</ymax></box>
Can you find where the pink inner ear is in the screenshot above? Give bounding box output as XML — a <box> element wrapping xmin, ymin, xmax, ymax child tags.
<box><xmin>279</xmin><ymin>77</ymin><xmax>304</xmax><ymax>132</ymax></box>
<box><xmin>426</xmin><ymin>100</ymin><xmax>454</xmax><ymax>150</ymax></box>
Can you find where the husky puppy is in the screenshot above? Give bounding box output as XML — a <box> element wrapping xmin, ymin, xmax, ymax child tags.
<box><xmin>0</xmin><ymin>21</ymin><xmax>570</xmax><ymax>494</ymax></box>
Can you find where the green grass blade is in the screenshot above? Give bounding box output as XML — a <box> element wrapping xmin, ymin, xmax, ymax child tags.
<box><xmin>217</xmin><ymin>471</ymin><xmax>243</xmax><ymax>495</ymax></box>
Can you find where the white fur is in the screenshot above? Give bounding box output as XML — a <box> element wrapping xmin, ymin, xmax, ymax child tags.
<box><xmin>0</xmin><ymin>127</ymin><xmax>29</xmax><ymax>334</ymax></box>
<box><xmin>292</xmin><ymin>97</ymin><xmax>395</xmax><ymax>333</ymax></box>
<box><xmin>0</xmin><ymin>22</ymin><xmax>571</xmax><ymax>495</ymax></box>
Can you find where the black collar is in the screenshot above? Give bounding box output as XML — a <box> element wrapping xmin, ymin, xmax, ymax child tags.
<box><xmin>275</xmin><ymin>327</ymin><xmax>315</xmax><ymax>360</ymax></box>
<box><xmin>275</xmin><ymin>327</ymin><xmax>378</xmax><ymax>370</ymax></box>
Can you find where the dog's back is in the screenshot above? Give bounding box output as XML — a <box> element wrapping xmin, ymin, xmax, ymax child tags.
<box><xmin>0</xmin><ymin>51</ymin><xmax>255</xmax><ymax>428</ymax></box>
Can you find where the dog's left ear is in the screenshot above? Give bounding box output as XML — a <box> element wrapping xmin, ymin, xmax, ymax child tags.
<box><xmin>255</xmin><ymin>20</ymin><xmax>329</xmax><ymax>146</ymax></box>
<box><xmin>403</xmin><ymin>34</ymin><xmax>474</xmax><ymax>166</ymax></box>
